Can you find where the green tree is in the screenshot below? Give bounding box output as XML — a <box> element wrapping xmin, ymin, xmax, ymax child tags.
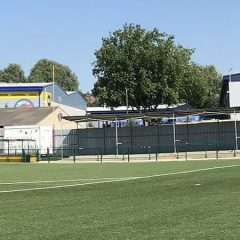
<box><xmin>180</xmin><ymin>64</ymin><xmax>222</xmax><ymax>108</ymax></box>
<box><xmin>202</xmin><ymin>65</ymin><xmax>222</xmax><ymax>108</ymax></box>
<box><xmin>92</xmin><ymin>24</ymin><xmax>194</xmax><ymax>110</ymax></box>
<box><xmin>0</xmin><ymin>64</ymin><xmax>26</xmax><ymax>83</ymax></box>
<box><xmin>28</xmin><ymin>59</ymin><xmax>79</xmax><ymax>91</ymax></box>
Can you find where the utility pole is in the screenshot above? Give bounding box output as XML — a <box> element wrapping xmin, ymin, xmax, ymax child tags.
<box><xmin>126</xmin><ymin>88</ymin><xmax>129</xmax><ymax>114</ymax></box>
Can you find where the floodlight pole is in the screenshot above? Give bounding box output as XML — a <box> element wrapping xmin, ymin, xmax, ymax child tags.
<box><xmin>173</xmin><ymin>113</ymin><xmax>177</xmax><ymax>153</ymax></box>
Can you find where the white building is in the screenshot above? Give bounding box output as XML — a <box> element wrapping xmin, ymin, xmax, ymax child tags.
<box><xmin>219</xmin><ymin>73</ymin><xmax>240</xmax><ymax>119</ymax></box>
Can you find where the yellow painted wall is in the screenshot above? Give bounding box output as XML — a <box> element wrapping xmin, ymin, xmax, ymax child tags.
<box><xmin>0</xmin><ymin>91</ymin><xmax>51</xmax><ymax>107</ymax></box>
<box><xmin>0</xmin><ymin>91</ymin><xmax>39</xmax><ymax>99</ymax></box>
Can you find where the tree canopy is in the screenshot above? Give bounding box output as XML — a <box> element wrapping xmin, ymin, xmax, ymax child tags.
<box><xmin>92</xmin><ymin>24</ymin><xmax>222</xmax><ymax>109</ymax></box>
<box><xmin>179</xmin><ymin>64</ymin><xmax>222</xmax><ymax>109</ymax></box>
<box><xmin>0</xmin><ymin>60</ymin><xmax>80</xmax><ymax>92</ymax></box>
<box><xmin>0</xmin><ymin>64</ymin><xmax>26</xmax><ymax>83</ymax></box>
<box><xmin>28</xmin><ymin>59</ymin><xmax>79</xmax><ymax>91</ymax></box>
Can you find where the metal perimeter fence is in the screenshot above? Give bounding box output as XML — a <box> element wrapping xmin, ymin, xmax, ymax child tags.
<box><xmin>0</xmin><ymin>146</ymin><xmax>239</xmax><ymax>163</ymax></box>
<box><xmin>53</xmin><ymin>120</ymin><xmax>240</xmax><ymax>159</ymax></box>
<box><xmin>1</xmin><ymin>120</ymin><xmax>240</xmax><ymax>162</ymax></box>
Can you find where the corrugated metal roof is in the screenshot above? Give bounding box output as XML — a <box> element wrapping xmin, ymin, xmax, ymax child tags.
<box><xmin>63</xmin><ymin>107</ymin><xmax>240</xmax><ymax>122</ymax></box>
<box><xmin>0</xmin><ymin>107</ymin><xmax>58</xmax><ymax>126</ymax></box>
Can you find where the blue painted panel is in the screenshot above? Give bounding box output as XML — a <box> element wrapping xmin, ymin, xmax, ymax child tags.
<box><xmin>0</xmin><ymin>86</ymin><xmax>44</xmax><ymax>91</ymax></box>
<box><xmin>44</xmin><ymin>85</ymin><xmax>87</xmax><ymax>110</ymax></box>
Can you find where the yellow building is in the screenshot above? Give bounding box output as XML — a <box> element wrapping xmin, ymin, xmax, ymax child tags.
<box><xmin>0</xmin><ymin>82</ymin><xmax>87</xmax><ymax>116</ymax></box>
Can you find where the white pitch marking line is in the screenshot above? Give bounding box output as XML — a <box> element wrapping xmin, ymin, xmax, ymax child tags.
<box><xmin>0</xmin><ymin>177</ymin><xmax>126</xmax><ymax>185</ymax></box>
<box><xmin>0</xmin><ymin>164</ymin><xmax>239</xmax><ymax>193</ymax></box>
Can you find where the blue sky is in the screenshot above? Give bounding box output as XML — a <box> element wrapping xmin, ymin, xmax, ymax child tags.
<box><xmin>1</xmin><ymin>0</ymin><xmax>240</xmax><ymax>92</ymax></box>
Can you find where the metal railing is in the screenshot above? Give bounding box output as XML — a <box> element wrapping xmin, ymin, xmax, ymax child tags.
<box><xmin>0</xmin><ymin>141</ymin><xmax>239</xmax><ymax>163</ymax></box>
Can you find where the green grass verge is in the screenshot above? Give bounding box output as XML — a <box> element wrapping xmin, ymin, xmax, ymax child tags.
<box><xmin>1</xmin><ymin>159</ymin><xmax>240</xmax><ymax>239</ymax></box>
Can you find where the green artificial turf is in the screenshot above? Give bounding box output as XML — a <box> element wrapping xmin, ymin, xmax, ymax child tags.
<box><xmin>1</xmin><ymin>159</ymin><xmax>240</xmax><ymax>239</ymax></box>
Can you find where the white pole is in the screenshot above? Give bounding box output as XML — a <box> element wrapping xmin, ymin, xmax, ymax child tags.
<box><xmin>60</xmin><ymin>117</ymin><xmax>63</xmax><ymax>160</ymax></box>
<box><xmin>234</xmin><ymin>110</ymin><xmax>238</xmax><ymax>151</ymax></box>
<box><xmin>115</xmin><ymin>117</ymin><xmax>119</xmax><ymax>158</ymax></box>
<box><xmin>52</xmin><ymin>65</ymin><xmax>55</xmax><ymax>108</ymax></box>
<box><xmin>173</xmin><ymin>113</ymin><xmax>176</xmax><ymax>153</ymax></box>
<box><xmin>38</xmin><ymin>126</ymin><xmax>41</xmax><ymax>156</ymax></box>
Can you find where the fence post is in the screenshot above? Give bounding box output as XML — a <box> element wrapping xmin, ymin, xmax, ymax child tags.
<box><xmin>155</xmin><ymin>153</ymin><xmax>158</xmax><ymax>162</ymax></box>
<box><xmin>73</xmin><ymin>148</ymin><xmax>76</xmax><ymax>163</ymax></box>
<box><xmin>103</xmin><ymin>126</ymin><xmax>106</xmax><ymax>154</ymax></box>
<box><xmin>36</xmin><ymin>149</ymin><xmax>40</xmax><ymax>162</ymax></box>
<box><xmin>127</xmin><ymin>148</ymin><xmax>130</xmax><ymax>162</ymax></box>
<box><xmin>205</xmin><ymin>144</ymin><xmax>208</xmax><ymax>158</ymax></box>
<box><xmin>100</xmin><ymin>154</ymin><xmax>102</xmax><ymax>163</ymax></box>
<box><xmin>47</xmin><ymin>147</ymin><xmax>50</xmax><ymax>163</ymax></box>
<box><xmin>7</xmin><ymin>140</ymin><xmax>10</xmax><ymax>157</ymax></box>
<box><xmin>148</xmin><ymin>146</ymin><xmax>151</xmax><ymax>160</ymax></box>
<box><xmin>22</xmin><ymin>149</ymin><xmax>25</xmax><ymax>162</ymax></box>
<box><xmin>185</xmin><ymin>142</ymin><xmax>188</xmax><ymax>161</ymax></box>
<box><xmin>217</xmin><ymin>120</ymin><xmax>219</xmax><ymax>159</ymax></box>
